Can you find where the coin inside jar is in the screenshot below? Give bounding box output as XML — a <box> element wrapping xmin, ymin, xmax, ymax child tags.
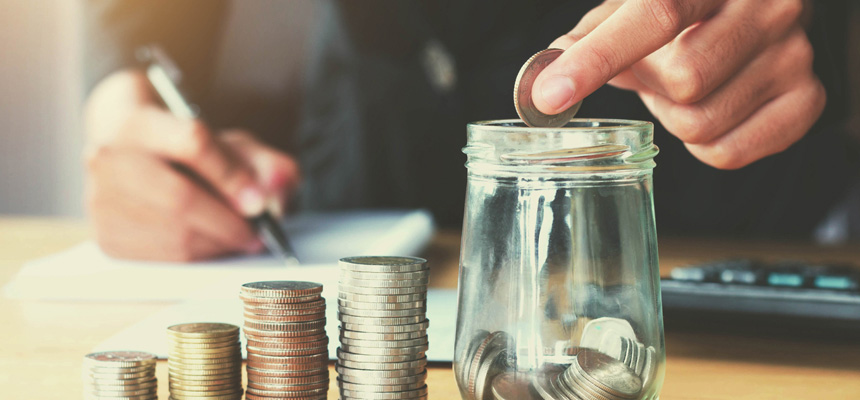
<box><xmin>514</xmin><ymin>48</ymin><xmax>583</xmax><ymax>127</ymax></box>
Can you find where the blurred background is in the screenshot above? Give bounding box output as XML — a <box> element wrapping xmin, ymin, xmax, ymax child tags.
<box><xmin>0</xmin><ymin>0</ymin><xmax>85</xmax><ymax>216</ymax></box>
<box><xmin>0</xmin><ymin>0</ymin><xmax>317</xmax><ymax>217</ymax></box>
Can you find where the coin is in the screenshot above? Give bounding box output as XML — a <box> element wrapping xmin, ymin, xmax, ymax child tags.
<box><xmin>340</xmin><ymin>330</ymin><xmax>426</xmax><ymax>341</ymax></box>
<box><xmin>240</xmin><ymin>280</ymin><xmax>331</xmax><ymax>399</ymax></box>
<box><xmin>340</xmin><ymin>270</ymin><xmax>429</xmax><ymax>281</ymax></box>
<box><xmin>339</xmin><ymin>370</ymin><xmax>427</xmax><ymax>386</ymax></box>
<box><xmin>339</xmin><ymin>343</ymin><xmax>428</xmax><ymax>356</ymax></box>
<box><xmin>337</xmin><ymin>298</ymin><xmax>426</xmax><ymax>311</ymax></box>
<box><xmin>241</xmin><ymin>281</ymin><xmax>323</xmax><ymax>297</ymax></box>
<box><xmin>490</xmin><ymin>372</ymin><xmax>535</xmax><ymax>400</ymax></box>
<box><xmin>338</xmin><ymin>314</ymin><xmax>425</xmax><ymax>326</ymax></box>
<box><xmin>339</xmin><ymin>385</ymin><xmax>427</xmax><ymax>400</ymax></box>
<box><xmin>341</xmin><ymin>319</ymin><xmax>429</xmax><ymax>333</ymax></box>
<box><xmin>338</xmin><ymin>306</ymin><xmax>426</xmax><ymax>318</ymax></box>
<box><xmin>574</xmin><ymin>348</ymin><xmax>642</xmax><ymax>399</ymax></box>
<box><xmin>340</xmin><ymin>256</ymin><xmax>426</xmax><ymax>268</ymax></box>
<box><xmin>339</xmin><ymin>292</ymin><xmax>427</xmax><ymax>303</ymax></box>
<box><xmin>338</xmin><ymin>357</ymin><xmax>427</xmax><ymax>371</ymax></box>
<box><xmin>167</xmin><ymin>323</ymin><xmax>239</xmax><ymax>339</ymax></box>
<box><xmin>82</xmin><ymin>351</ymin><xmax>159</xmax><ymax>400</ymax></box>
<box><xmin>339</xmin><ymin>284</ymin><xmax>427</xmax><ymax>296</ymax></box>
<box><xmin>339</xmin><ymin>336</ymin><xmax>428</xmax><ymax>348</ymax></box>
<box><xmin>514</xmin><ymin>48</ymin><xmax>583</xmax><ymax>127</ymax></box>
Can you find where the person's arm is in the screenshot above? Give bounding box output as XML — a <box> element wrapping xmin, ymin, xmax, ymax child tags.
<box><xmin>82</xmin><ymin>2</ymin><xmax>301</xmax><ymax>261</ymax></box>
<box><xmin>532</xmin><ymin>0</ymin><xmax>824</xmax><ymax>170</ymax></box>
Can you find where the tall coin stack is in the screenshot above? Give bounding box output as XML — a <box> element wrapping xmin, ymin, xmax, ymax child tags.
<box><xmin>83</xmin><ymin>351</ymin><xmax>157</xmax><ymax>400</ymax></box>
<box><xmin>240</xmin><ymin>281</ymin><xmax>330</xmax><ymax>400</ymax></box>
<box><xmin>337</xmin><ymin>256</ymin><xmax>430</xmax><ymax>400</ymax></box>
<box><xmin>166</xmin><ymin>323</ymin><xmax>243</xmax><ymax>400</ymax></box>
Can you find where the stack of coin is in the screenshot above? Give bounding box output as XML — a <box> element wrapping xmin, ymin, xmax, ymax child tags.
<box><xmin>166</xmin><ymin>323</ymin><xmax>243</xmax><ymax>400</ymax></box>
<box><xmin>241</xmin><ymin>281</ymin><xmax>329</xmax><ymax>400</ymax></box>
<box><xmin>533</xmin><ymin>349</ymin><xmax>642</xmax><ymax>400</ymax></box>
<box><xmin>337</xmin><ymin>256</ymin><xmax>430</xmax><ymax>400</ymax></box>
<box><xmin>83</xmin><ymin>351</ymin><xmax>157</xmax><ymax>399</ymax></box>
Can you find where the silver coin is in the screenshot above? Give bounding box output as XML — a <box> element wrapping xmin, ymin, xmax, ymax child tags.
<box><xmin>339</xmin><ymin>336</ymin><xmax>428</xmax><ymax>349</ymax></box>
<box><xmin>338</xmin><ymin>305</ymin><xmax>426</xmax><ymax>318</ymax></box>
<box><xmin>640</xmin><ymin>346</ymin><xmax>656</xmax><ymax>390</ymax></box>
<box><xmin>335</xmin><ymin>364</ymin><xmax>425</xmax><ymax>378</ymax></box>
<box><xmin>339</xmin><ymin>277</ymin><xmax>429</xmax><ymax>288</ymax></box>
<box><xmin>473</xmin><ymin>347</ymin><xmax>507</xmax><ymax>400</ymax></box>
<box><xmin>337</xmin><ymin>377</ymin><xmax>426</xmax><ymax>393</ymax></box>
<box><xmin>337</xmin><ymin>298</ymin><xmax>426</xmax><ymax>311</ymax></box>
<box><xmin>513</xmin><ymin>48</ymin><xmax>583</xmax><ymax>127</ymax></box>
<box><xmin>338</xmin><ymin>357</ymin><xmax>427</xmax><ymax>371</ymax></box>
<box><xmin>576</xmin><ymin>349</ymin><xmax>642</xmax><ymax>398</ymax></box>
<box><xmin>340</xmin><ymin>270</ymin><xmax>429</xmax><ymax>281</ymax></box>
<box><xmin>340</xmin><ymin>320</ymin><xmax>429</xmax><ymax>333</ymax></box>
<box><xmin>340</xmin><ymin>263</ymin><xmax>428</xmax><ymax>273</ymax></box>
<box><xmin>337</xmin><ymin>348</ymin><xmax>423</xmax><ymax>363</ymax></box>
<box><xmin>340</xmin><ymin>329</ymin><xmax>427</xmax><ymax>342</ymax></box>
<box><xmin>338</xmin><ymin>314</ymin><xmax>425</xmax><ymax>326</ymax></box>
<box><xmin>339</xmin><ymin>385</ymin><xmax>428</xmax><ymax>399</ymax></box>
<box><xmin>241</xmin><ymin>281</ymin><xmax>323</xmax><ymax>294</ymax></box>
<box><xmin>84</xmin><ymin>351</ymin><xmax>157</xmax><ymax>367</ymax></box>
<box><xmin>339</xmin><ymin>292</ymin><xmax>427</xmax><ymax>303</ymax></box>
<box><xmin>563</xmin><ymin>365</ymin><xmax>616</xmax><ymax>400</ymax></box>
<box><xmin>457</xmin><ymin>330</ymin><xmax>490</xmax><ymax>390</ymax></box>
<box><xmin>340</xmin><ymin>256</ymin><xmax>426</xmax><ymax>268</ymax></box>
<box><xmin>339</xmin><ymin>284</ymin><xmax>427</xmax><ymax>296</ymax></box>
<box><xmin>490</xmin><ymin>372</ymin><xmax>536</xmax><ymax>400</ymax></box>
<box><xmin>339</xmin><ymin>344</ymin><xmax>428</xmax><ymax>357</ymax></box>
<box><xmin>532</xmin><ymin>364</ymin><xmax>567</xmax><ymax>400</ymax></box>
<box><xmin>338</xmin><ymin>369</ymin><xmax>427</xmax><ymax>386</ymax></box>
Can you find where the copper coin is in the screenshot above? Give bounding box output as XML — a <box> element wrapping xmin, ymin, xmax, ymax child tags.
<box><xmin>247</xmin><ymin>366</ymin><xmax>330</xmax><ymax>378</ymax></box>
<box><xmin>243</xmin><ymin>332</ymin><xmax>328</xmax><ymax>343</ymax></box>
<box><xmin>514</xmin><ymin>48</ymin><xmax>583</xmax><ymax>127</ymax></box>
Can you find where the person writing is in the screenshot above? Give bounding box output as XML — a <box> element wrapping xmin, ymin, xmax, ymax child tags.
<box><xmin>82</xmin><ymin>0</ymin><xmax>857</xmax><ymax>261</ymax></box>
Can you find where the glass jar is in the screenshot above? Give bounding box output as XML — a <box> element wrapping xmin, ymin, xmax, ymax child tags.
<box><xmin>454</xmin><ymin>119</ymin><xmax>665</xmax><ymax>400</ymax></box>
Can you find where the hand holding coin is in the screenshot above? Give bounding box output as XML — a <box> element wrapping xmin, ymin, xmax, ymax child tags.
<box><xmin>528</xmin><ymin>0</ymin><xmax>823</xmax><ymax>169</ymax></box>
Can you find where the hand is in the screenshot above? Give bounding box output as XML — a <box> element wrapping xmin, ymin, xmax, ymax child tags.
<box><xmin>533</xmin><ymin>0</ymin><xmax>825</xmax><ymax>169</ymax></box>
<box><xmin>84</xmin><ymin>70</ymin><xmax>300</xmax><ymax>261</ymax></box>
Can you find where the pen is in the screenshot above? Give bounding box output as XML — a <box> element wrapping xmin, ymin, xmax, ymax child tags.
<box><xmin>137</xmin><ymin>45</ymin><xmax>301</xmax><ymax>265</ymax></box>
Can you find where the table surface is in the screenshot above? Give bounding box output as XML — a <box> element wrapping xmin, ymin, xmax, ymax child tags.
<box><xmin>2</xmin><ymin>217</ymin><xmax>859</xmax><ymax>399</ymax></box>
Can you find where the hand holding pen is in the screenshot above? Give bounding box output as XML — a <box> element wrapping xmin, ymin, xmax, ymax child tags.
<box><xmin>82</xmin><ymin>47</ymin><xmax>301</xmax><ymax>262</ymax></box>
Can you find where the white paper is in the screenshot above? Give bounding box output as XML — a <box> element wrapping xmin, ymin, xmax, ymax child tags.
<box><xmin>4</xmin><ymin>210</ymin><xmax>435</xmax><ymax>301</ymax></box>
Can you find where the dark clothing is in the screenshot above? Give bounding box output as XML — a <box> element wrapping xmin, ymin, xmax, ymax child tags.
<box><xmin>83</xmin><ymin>0</ymin><xmax>860</xmax><ymax>236</ymax></box>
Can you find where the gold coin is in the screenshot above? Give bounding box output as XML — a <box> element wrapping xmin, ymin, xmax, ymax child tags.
<box><xmin>167</xmin><ymin>323</ymin><xmax>240</xmax><ymax>339</ymax></box>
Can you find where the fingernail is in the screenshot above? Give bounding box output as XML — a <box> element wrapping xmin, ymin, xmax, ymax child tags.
<box><xmin>539</xmin><ymin>75</ymin><xmax>576</xmax><ymax>113</ymax></box>
<box><xmin>237</xmin><ymin>187</ymin><xmax>265</xmax><ymax>216</ymax></box>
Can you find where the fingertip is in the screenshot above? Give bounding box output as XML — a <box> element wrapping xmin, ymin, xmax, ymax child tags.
<box><xmin>533</xmin><ymin>74</ymin><xmax>578</xmax><ymax>115</ymax></box>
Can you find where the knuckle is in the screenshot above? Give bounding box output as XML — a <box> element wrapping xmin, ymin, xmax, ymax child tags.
<box><xmin>582</xmin><ymin>44</ymin><xmax>618</xmax><ymax>85</ymax></box>
<box><xmin>786</xmin><ymin>33</ymin><xmax>814</xmax><ymax>69</ymax></box>
<box><xmin>671</xmin><ymin>107</ymin><xmax>713</xmax><ymax>144</ymax></box>
<box><xmin>663</xmin><ymin>59</ymin><xmax>707</xmax><ymax>104</ymax></box>
<box><xmin>644</xmin><ymin>0</ymin><xmax>686</xmax><ymax>37</ymax></box>
<box><xmin>771</xmin><ymin>0</ymin><xmax>803</xmax><ymax>28</ymax></box>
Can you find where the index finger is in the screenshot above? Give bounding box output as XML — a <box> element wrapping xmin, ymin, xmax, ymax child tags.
<box><xmin>532</xmin><ymin>0</ymin><xmax>723</xmax><ymax>115</ymax></box>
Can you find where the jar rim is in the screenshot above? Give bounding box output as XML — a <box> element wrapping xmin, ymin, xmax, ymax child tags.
<box><xmin>468</xmin><ymin>119</ymin><xmax>653</xmax><ymax>132</ymax></box>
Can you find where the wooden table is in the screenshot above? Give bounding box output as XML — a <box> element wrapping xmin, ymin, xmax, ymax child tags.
<box><xmin>1</xmin><ymin>217</ymin><xmax>859</xmax><ymax>399</ymax></box>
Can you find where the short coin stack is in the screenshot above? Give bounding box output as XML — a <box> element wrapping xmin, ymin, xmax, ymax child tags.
<box><xmin>533</xmin><ymin>349</ymin><xmax>642</xmax><ymax>400</ymax></box>
<box><xmin>240</xmin><ymin>281</ymin><xmax>330</xmax><ymax>400</ymax></box>
<box><xmin>337</xmin><ymin>256</ymin><xmax>430</xmax><ymax>400</ymax></box>
<box><xmin>83</xmin><ymin>351</ymin><xmax>157</xmax><ymax>400</ymax></box>
<box><xmin>166</xmin><ymin>323</ymin><xmax>243</xmax><ymax>400</ymax></box>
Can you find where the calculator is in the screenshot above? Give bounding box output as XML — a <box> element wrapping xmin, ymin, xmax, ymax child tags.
<box><xmin>660</xmin><ymin>259</ymin><xmax>860</xmax><ymax>335</ymax></box>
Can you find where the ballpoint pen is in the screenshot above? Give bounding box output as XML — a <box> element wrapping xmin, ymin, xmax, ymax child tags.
<box><xmin>137</xmin><ymin>45</ymin><xmax>301</xmax><ymax>265</ymax></box>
